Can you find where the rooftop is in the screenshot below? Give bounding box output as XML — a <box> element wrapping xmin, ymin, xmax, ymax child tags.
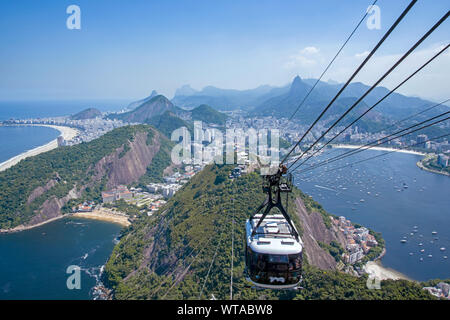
<box><xmin>246</xmin><ymin>214</ymin><xmax>303</xmax><ymax>255</ymax></box>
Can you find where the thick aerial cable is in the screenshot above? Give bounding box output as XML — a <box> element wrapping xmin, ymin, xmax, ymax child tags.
<box><xmin>230</xmin><ymin>197</ymin><xmax>235</xmax><ymax>301</ymax></box>
<box><xmin>198</xmin><ymin>214</ymin><xmax>229</xmax><ymax>299</ymax></box>
<box><xmin>313</xmin><ymin>133</ymin><xmax>450</xmax><ymax>175</ymax></box>
<box><xmin>297</xmin><ymin>113</ymin><xmax>449</xmax><ymax>174</ymax></box>
<box><xmin>287</xmin><ymin>11</ymin><xmax>450</xmax><ymax>172</ymax></box>
<box><xmin>298</xmin><ymin>113</ymin><xmax>450</xmax><ymax>174</ymax></box>
<box><xmin>311</xmin><ymin>98</ymin><xmax>450</xmax><ymax>161</ymax></box>
<box><xmin>198</xmin><ymin>238</ymin><xmax>221</xmax><ymax>299</ymax></box>
<box><xmin>152</xmin><ymin>233</ymin><xmax>214</xmax><ymax>298</ymax></box>
<box><xmin>377</xmin><ymin>99</ymin><xmax>450</xmax><ymax>134</ymax></box>
<box><xmin>280</xmin><ymin>0</ymin><xmax>417</xmax><ymax>165</ymax></box>
<box><xmin>161</xmin><ymin>235</ymin><xmax>214</xmax><ymax>299</ymax></box>
<box><xmin>300</xmin><ymin>112</ymin><xmax>450</xmax><ymax>173</ymax></box>
<box><xmin>288</xmin><ymin>0</ymin><xmax>379</xmax><ymax>121</ymax></box>
<box><xmin>290</xmin><ymin>44</ymin><xmax>450</xmax><ymax>172</ymax></box>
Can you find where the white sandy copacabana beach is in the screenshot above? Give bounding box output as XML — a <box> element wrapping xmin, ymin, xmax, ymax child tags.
<box><xmin>0</xmin><ymin>125</ymin><xmax>79</xmax><ymax>172</ymax></box>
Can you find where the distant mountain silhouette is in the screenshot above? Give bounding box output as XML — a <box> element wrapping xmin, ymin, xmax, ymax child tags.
<box><xmin>112</xmin><ymin>95</ymin><xmax>178</xmax><ymax>123</ymax></box>
<box><xmin>174</xmin><ymin>85</ymin><xmax>197</xmax><ymax>97</ymax></box>
<box><xmin>70</xmin><ymin>107</ymin><xmax>102</xmax><ymax>120</ymax></box>
<box><xmin>251</xmin><ymin>76</ymin><xmax>448</xmax><ymax>123</ymax></box>
<box><xmin>172</xmin><ymin>84</ymin><xmax>289</xmax><ymax>111</ymax></box>
<box><xmin>126</xmin><ymin>90</ymin><xmax>159</xmax><ymax>111</ymax></box>
<box><xmin>190</xmin><ymin>104</ymin><xmax>228</xmax><ymax>125</ymax></box>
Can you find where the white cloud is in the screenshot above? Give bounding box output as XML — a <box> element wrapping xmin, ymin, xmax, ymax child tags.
<box><xmin>285</xmin><ymin>55</ymin><xmax>317</xmax><ymax>69</ymax></box>
<box><xmin>355</xmin><ymin>51</ymin><xmax>370</xmax><ymax>59</ymax></box>
<box><xmin>300</xmin><ymin>46</ymin><xmax>320</xmax><ymax>55</ymax></box>
<box><xmin>284</xmin><ymin>46</ymin><xmax>320</xmax><ymax>70</ymax></box>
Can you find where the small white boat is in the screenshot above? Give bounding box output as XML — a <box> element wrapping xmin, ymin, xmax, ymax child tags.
<box><xmin>432</xmin><ymin>231</ymin><xmax>438</xmax><ymax>235</ymax></box>
<box><xmin>419</xmin><ymin>243</ymin><xmax>423</xmax><ymax>246</ymax></box>
<box><xmin>428</xmin><ymin>254</ymin><xmax>432</xmax><ymax>258</ymax></box>
<box><xmin>401</xmin><ymin>239</ymin><xmax>407</xmax><ymax>243</ymax></box>
<box><xmin>420</xmin><ymin>249</ymin><xmax>425</xmax><ymax>253</ymax></box>
<box><xmin>440</xmin><ymin>247</ymin><xmax>446</xmax><ymax>252</ymax></box>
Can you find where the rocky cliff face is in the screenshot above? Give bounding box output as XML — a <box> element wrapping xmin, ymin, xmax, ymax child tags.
<box><xmin>22</xmin><ymin>129</ymin><xmax>165</xmax><ymax>228</ymax></box>
<box><xmin>29</xmin><ymin>187</ymin><xmax>80</xmax><ymax>225</ymax></box>
<box><xmin>26</xmin><ymin>178</ymin><xmax>59</xmax><ymax>205</ymax></box>
<box><xmin>295</xmin><ymin>197</ymin><xmax>346</xmax><ymax>270</ymax></box>
<box><xmin>94</xmin><ymin>131</ymin><xmax>161</xmax><ymax>189</ymax></box>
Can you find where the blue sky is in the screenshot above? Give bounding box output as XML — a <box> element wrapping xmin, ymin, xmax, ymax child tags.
<box><xmin>0</xmin><ymin>0</ymin><xmax>448</xmax><ymax>102</ymax></box>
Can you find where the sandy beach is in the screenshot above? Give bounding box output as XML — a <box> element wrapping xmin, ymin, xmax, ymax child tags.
<box><xmin>0</xmin><ymin>124</ymin><xmax>79</xmax><ymax>172</ymax></box>
<box><xmin>1</xmin><ymin>208</ymin><xmax>130</xmax><ymax>233</ymax></box>
<box><xmin>364</xmin><ymin>260</ymin><xmax>411</xmax><ymax>281</ymax></box>
<box><xmin>0</xmin><ymin>214</ymin><xmax>67</xmax><ymax>234</ymax></box>
<box><xmin>73</xmin><ymin>209</ymin><xmax>131</xmax><ymax>227</ymax></box>
<box><xmin>331</xmin><ymin>144</ymin><xmax>426</xmax><ymax>156</ymax></box>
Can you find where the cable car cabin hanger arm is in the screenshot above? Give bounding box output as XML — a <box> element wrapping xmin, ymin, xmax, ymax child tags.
<box><xmin>249</xmin><ymin>165</ymin><xmax>299</xmax><ymax>241</ymax></box>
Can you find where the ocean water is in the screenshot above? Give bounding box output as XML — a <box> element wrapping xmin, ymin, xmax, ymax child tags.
<box><xmin>0</xmin><ymin>126</ymin><xmax>61</xmax><ymax>163</ymax></box>
<box><xmin>0</xmin><ymin>100</ymin><xmax>129</xmax><ymax>121</ymax></box>
<box><xmin>0</xmin><ymin>218</ymin><xmax>122</xmax><ymax>300</ymax></box>
<box><xmin>0</xmin><ymin>99</ymin><xmax>129</xmax><ymax>163</ymax></box>
<box><xmin>294</xmin><ymin>149</ymin><xmax>450</xmax><ymax>281</ymax></box>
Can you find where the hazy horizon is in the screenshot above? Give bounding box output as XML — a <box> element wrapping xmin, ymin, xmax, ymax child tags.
<box><xmin>1</xmin><ymin>0</ymin><xmax>449</xmax><ymax>102</ymax></box>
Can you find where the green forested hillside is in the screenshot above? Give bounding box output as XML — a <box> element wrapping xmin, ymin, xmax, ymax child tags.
<box><xmin>146</xmin><ymin>111</ymin><xmax>193</xmax><ymax>138</ymax></box>
<box><xmin>0</xmin><ymin>125</ymin><xmax>166</xmax><ymax>229</ymax></box>
<box><xmin>103</xmin><ymin>164</ymin><xmax>435</xmax><ymax>300</ymax></box>
<box><xmin>191</xmin><ymin>104</ymin><xmax>228</xmax><ymax>126</ymax></box>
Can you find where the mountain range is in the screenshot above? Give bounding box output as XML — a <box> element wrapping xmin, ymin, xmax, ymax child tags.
<box><xmin>110</xmin><ymin>95</ymin><xmax>228</xmax><ymax>131</ymax></box>
<box><xmin>171</xmin><ymin>76</ymin><xmax>448</xmax><ymax>124</ymax></box>
<box><xmin>112</xmin><ymin>75</ymin><xmax>447</xmax><ymax>139</ymax></box>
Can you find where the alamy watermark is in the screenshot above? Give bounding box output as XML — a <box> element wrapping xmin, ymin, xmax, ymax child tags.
<box><xmin>366</xmin><ymin>273</ymin><xmax>381</xmax><ymax>290</ymax></box>
<box><xmin>66</xmin><ymin>265</ymin><xmax>81</xmax><ymax>290</ymax></box>
<box><xmin>366</xmin><ymin>4</ymin><xmax>381</xmax><ymax>30</ymax></box>
<box><xmin>66</xmin><ymin>5</ymin><xmax>81</xmax><ymax>30</ymax></box>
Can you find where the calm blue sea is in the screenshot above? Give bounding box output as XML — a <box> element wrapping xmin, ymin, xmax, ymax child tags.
<box><xmin>0</xmin><ymin>100</ymin><xmax>128</xmax><ymax>121</ymax></box>
<box><xmin>0</xmin><ymin>126</ymin><xmax>61</xmax><ymax>163</ymax></box>
<box><xmin>0</xmin><ymin>99</ymin><xmax>129</xmax><ymax>162</ymax></box>
<box><xmin>0</xmin><ymin>102</ymin><xmax>127</xmax><ymax>300</ymax></box>
<box><xmin>294</xmin><ymin>149</ymin><xmax>450</xmax><ymax>281</ymax></box>
<box><xmin>0</xmin><ymin>218</ymin><xmax>122</xmax><ymax>300</ymax></box>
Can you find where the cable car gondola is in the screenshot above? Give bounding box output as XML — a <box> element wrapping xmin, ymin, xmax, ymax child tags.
<box><xmin>245</xmin><ymin>166</ymin><xmax>303</xmax><ymax>289</ymax></box>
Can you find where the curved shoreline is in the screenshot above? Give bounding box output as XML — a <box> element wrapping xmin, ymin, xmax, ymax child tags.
<box><xmin>0</xmin><ymin>214</ymin><xmax>67</xmax><ymax>234</ymax></box>
<box><xmin>0</xmin><ymin>209</ymin><xmax>130</xmax><ymax>234</ymax></box>
<box><xmin>364</xmin><ymin>260</ymin><xmax>412</xmax><ymax>281</ymax></box>
<box><xmin>0</xmin><ymin>124</ymin><xmax>79</xmax><ymax>172</ymax></box>
<box><xmin>416</xmin><ymin>156</ymin><xmax>450</xmax><ymax>177</ymax></box>
<box><xmin>72</xmin><ymin>209</ymin><xmax>130</xmax><ymax>227</ymax></box>
<box><xmin>331</xmin><ymin>144</ymin><xmax>426</xmax><ymax>156</ymax></box>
